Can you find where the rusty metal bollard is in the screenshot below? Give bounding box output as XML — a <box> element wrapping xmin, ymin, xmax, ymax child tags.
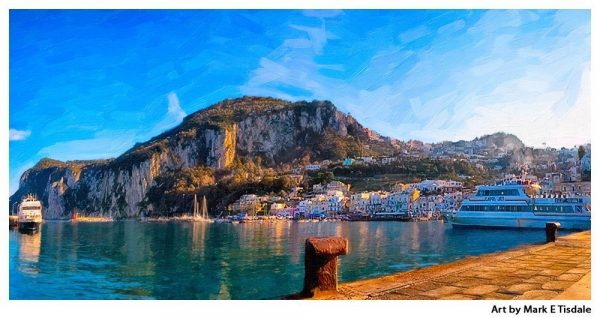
<box><xmin>546</xmin><ymin>222</ymin><xmax>560</xmax><ymax>243</ymax></box>
<box><xmin>302</xmin><ymin>236</ymin><xmax>348</xmax><ymax>297</ymax></box>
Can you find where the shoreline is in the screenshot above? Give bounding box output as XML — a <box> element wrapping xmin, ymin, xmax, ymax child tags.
<box><xmin>308</xmin><ymin>230</ymin><xmax>591</xmax><ymax>300</ymax></box>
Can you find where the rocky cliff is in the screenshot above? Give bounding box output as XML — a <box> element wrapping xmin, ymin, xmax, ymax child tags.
<box><xmin>10</xmin><ymin>96</ymin><xmax>400</xmax><ymax>219</ymax></box>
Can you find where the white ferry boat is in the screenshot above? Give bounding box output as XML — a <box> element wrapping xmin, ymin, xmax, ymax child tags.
<box><xmin>18</xmin><ymin>194</ymin><xmax>43</xmax><ymax>231</ymax></box>
<box><xmin>448</xmin><ymin>180</ymin><xmax>590</xmax><ymax>230</ymax></box>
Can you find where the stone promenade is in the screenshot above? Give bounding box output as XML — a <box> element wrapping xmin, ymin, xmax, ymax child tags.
<box><xmin>316</xmin><ymin>231</ymin><xmax>591</xmax><ymax>300</ymax></box>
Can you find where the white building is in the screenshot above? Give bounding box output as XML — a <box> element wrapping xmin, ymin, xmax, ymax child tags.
<box><xmin>305</xmin><ymin>164</ymin><xmax>321</xmax><ymax>171</ymax></box>
<box><xmin>409</xmin><ymin>179</ymin><xmax>463</xmax><ymax>193</ymax></box>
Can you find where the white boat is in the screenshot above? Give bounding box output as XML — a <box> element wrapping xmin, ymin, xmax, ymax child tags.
<box><xmin>448</xmin><ymin>179</ymin><xmax>591</xmax><ymax>230</ymax></box>
<box><xmin>18</xmin><ymin>194</ymin><xmax>43</xmax><ymax>231</ymax></box>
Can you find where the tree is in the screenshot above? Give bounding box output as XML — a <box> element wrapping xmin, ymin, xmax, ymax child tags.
<box><xmin>578</xmin><ymin>145</ymin><xmax>586</xmax><ymax>161</ymax></box>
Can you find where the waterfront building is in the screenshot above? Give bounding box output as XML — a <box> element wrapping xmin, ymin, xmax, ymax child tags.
<box><xmin>229</xmin><ymin>194</ymin><xmax>263</xmax><ymax>215</ymax></box>
<box><xmin>442</xmin><ymin>191</ymin><xmax>464</xmax><ymax>211</ymax></box>
<box><xmin>380</xmin><ymin>157</ymin><xmax>397</xmax><ymax>165</ymax></box>
<box><xmin>305</xmin><ymin>164</ymin><xmax>321</xmax><ymax>171</ymax></box>
<box><xmin>326</xmin><ymin>192</ymin><xmax>348</xmax><ymax>215</ymax></box>
<box><xmin>565</xmin><ymin>166</ymin><xmax>581</xmax><ymax>182</ymax></box>
<box><xmin>288</xmin><ymin>187</ymin><xmax>304</xmax><ymax>199</ymax></box>
<box><xmin>581</xmin><ymin>153</ymin><xmax>591</xmax><ymax>172</ymax></box>
<box><xmin>409</xmin><ymin>179</ymin><xmax>463</xmax><ymax>193</ymax></box>
<box><xmin>359</xmin><ymin>156</ymin><xmax>375</xmax><ymax>164</ymax></box>
<box><xmin>392</xmin><ymin>183</ymin><xmax>410</xmax><ymax>192</ymax></box>
<box><xmin>326</xmin><ymin>181</ymin><xmax>351</xmax><ymax>193</ymax></box>
<box><xmin>312</xmin><ymin>184</ymin><xmax>324</xmax><ymax>193</ymax></box>
<box><xmin>350</xmin><ymin>192</ymin><xmax>371</xmax><ymax>214</ymax></box>
<box><xmin>555</xmin><ymin>181</ymin><xmax>591</xmax><ymax>195</ymax></box>
<box><xmin>269</xmin><ymin>202</ymin><xmax>286</xmax><ymax>214</ymax></box>
<box><xmin>342</xmin><ymin>158</ymin><xmax>354</xmax><ymax>166</ymax></box>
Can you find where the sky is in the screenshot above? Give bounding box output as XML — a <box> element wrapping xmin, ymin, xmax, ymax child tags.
<box><xmin>9</xmin><ymin>9</ymin><xmax>591</xmax><ymax>194</ymax></box>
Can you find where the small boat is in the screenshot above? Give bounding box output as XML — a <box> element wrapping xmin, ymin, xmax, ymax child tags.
<box><xmin>18</xmin><ymin>194</ymin><xmax>43</xmax><ymax>232</ymax></box>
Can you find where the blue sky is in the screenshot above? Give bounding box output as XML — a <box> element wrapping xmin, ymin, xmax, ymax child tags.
<box><xmin>9</xmin><ymin>10</ymin><xmax>590</xmax><ymax>194</ymax></box>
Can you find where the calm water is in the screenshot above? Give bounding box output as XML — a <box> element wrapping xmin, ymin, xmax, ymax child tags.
<box><xmin>10</xmin><ymin>220</ymin><xmax>548</xmax><ymax>299</ymax></box>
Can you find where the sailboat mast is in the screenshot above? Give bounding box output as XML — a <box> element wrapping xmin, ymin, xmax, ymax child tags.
<box><xmin>202</xmin><ymin>195</ymin><xmax>208</xmax><ymax>219</ymax></box>
<box><xmin>193</xmin><ymin>194</ymin><xmax>198</xmax><ymax>218</ymax></box>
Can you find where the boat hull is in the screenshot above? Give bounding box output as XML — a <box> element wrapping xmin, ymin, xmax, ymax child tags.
<box><xmin>449</xmin><ymin>212</ymin><xmax>591</xmax><ymax>230</ymax></box>
<box><xmin>18</xmin><ymin>221</ymin><xmax>41</xmax><ymax>232</ymax></box>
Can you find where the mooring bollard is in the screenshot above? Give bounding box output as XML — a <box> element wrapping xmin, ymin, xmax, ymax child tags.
<box><xmin>546</xmin><ymin>222</ymin><xmax>561</xmax><ymax>243</ymax></box>
<box><xmin>302</xmin><ymin>236</ymin><xmax>348</xmax><ymax>297</ymax></box>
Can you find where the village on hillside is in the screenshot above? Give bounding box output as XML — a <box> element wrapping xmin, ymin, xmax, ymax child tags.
<box><xmin>226</xmin><ymin>141</ymin><xmax>591</xmax><ymax>221</ymax></box>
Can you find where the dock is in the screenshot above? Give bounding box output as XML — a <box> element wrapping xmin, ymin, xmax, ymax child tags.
<box><xmin>9</xmin><ymin>215</ymin><xmax>19</xmax><ymax>227</ymax></box>
<box><xmin>314</xmin><ymin>230</ymin><xmax>591</xmax><ymax>300</ymax></box>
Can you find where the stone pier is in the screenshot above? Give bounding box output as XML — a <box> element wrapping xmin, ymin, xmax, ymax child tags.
<box><xmin>312</xmin><ymin>231</ymin><xmax>591</xmax><ymax>300</ymax></box>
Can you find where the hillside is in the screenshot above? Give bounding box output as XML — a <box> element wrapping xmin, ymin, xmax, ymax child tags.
<box><xmin>10</xmin><ymin>96</ymin><xmax>402</xmax><ymax>219</ymax></box>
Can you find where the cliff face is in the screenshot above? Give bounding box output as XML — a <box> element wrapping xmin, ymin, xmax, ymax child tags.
<box><xmin>10</xmin><ymin>97</ymin><xmax>398</xmax><ymax>219</ymax></box>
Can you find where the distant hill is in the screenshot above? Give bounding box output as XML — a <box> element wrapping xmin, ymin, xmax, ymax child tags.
<box><xmin>440</xmin><ymin>132</ymin><xmax>525</xmax><ymax>152</ymax></box>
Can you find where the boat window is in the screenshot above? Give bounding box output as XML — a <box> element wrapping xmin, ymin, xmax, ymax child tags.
<box><xmin>532</xmin><ymin>205</ymin><xmax>574</xmax><ymax>213</ymax></box>
<box><xmin>21</xmin><ymin>206</ymin><xmax>41</xmax><ymax>210</ymax></box>
<box><xmin>477</xmin><ymin>189</ymin><xmax>520</xmax><ymax>196</ymax></box>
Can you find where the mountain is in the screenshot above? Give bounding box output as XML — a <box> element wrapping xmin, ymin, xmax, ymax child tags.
<box><xmin>436</xmin><ymin>132</ymin><xmax>525</xmax><ymax>153</ymax></box>
<box><xmin>10</xmin><ymin>96</ymin><xmax>401</xmax><ymax>219</ymax></box>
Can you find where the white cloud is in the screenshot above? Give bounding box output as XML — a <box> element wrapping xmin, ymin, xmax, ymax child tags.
<box><xmin>468</xmin><ymin>58</ymin><xmax>505</xmax><ymax>77</ymax></box>
<box><xmin>167</xmin><ymin>92</ymin><xmax>186</xmax><ymax>122</ymax></box>
<box><xmin>240</xmin><ymin>11</ymin><xmax>590</xmax><ymax>148</ymax></box>
<box><xmin>34</xmin><ymin>92</ymin><xmax>189</xmax><ymax>163</ymax></box>
<box><xmin>37</xmin><ymin>130</ymin><xmax>137</xmax><ymax>161</ymax></box>
<box><xmin>9</xmin><ymin>128</ymin><xmax>31</xmax><ymax>141</ymax></box>
<box><xmin>289</xmin><ymin>24</ymin><xmax>334</xmax><ymax>54</ymax></box>
<box><xmin>399</xmin><ymin>25</ymin><xmax>429</xmax><ymax>44</ymax></box>
<box><xmin>437</xmin><ymin>19</ymin><xmax>465</xmax><ymax>35</ymax></box>
<box><xmin>149</xmin><ymin>92</ymin><xmax>187</xmax><ymax>135</ymax></box>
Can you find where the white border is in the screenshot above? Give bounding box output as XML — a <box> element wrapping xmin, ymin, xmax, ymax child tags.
<box><xmin>1</xmin><ymin>1</ymin><xmax>596</xmax><ymax>318</ymax></box>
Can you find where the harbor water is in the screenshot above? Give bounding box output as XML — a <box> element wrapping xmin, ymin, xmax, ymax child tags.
<box><xmin>10</xmin><ymin>220</ymin><xmax>548</xmax><ymax>299</ymax></box>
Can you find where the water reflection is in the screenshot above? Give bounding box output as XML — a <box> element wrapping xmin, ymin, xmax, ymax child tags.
<box><xmin>10</xmin><ymin>221</ymin><xmax>547</xmax><ymax>299</ymax></box>
<box><xmin>191</xmin><ymin>221</ymin><xmax>207</xmax><ymax>259</ymax></box>
<box><xmin>17</xmin><ymin>228</ymin><xmax>42</xmax><ymax>276</ymax></box>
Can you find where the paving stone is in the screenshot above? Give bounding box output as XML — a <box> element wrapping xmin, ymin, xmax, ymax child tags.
<box><xmin>557</xmin><ymin>273</ymin><xmax>584</xmax><ymax>282</ymax></box>
<box><xmin>432</xmin><ymin>275</ymin><xmax>464</xmax><ymax>285</ymax></box>
<box><xmin>539</xmin><ymin>269</ymin><xmax>568</xmax><ymax>276</ymax></box>
<box><xmin>410</xmin><ymin>281</ymin><xmax>446</xmax><ymax>292</ymax></box>
<box><xmin>421</xmin><ymin>286</ymin><xmax>464</xmax><ymax>298</ymax></box>
<box><xmin>493</xmin><ymin>267</ymin><xmax>520</xmax><ymax>273</ymax></box>
<box><xmin>462</xmin><ymin>285</ymin><xmax>500</xmax><ymax>296</ymax></box>
<box><xmin>542</xmin><ymin>280</ymin><xmax>575</xmax><ymax>291</ymax></box>
<box><xmin>497</xmin><ymin>283</ymin><xmax>541</xmax><ymax>295</ymax></box>
<box><xmin>452</xmin><ymin>278</ymin><xmax>491</xmax><ymax>288</ymax></box>
<box><xmin>438</xmin><ymin>294</ymin><xmax>477</xmax><ymax>300</ymax></box>
<box><xmin>565</xmin><ymin>268</ymin><xmax>590</xmax><ymax>275</ymax></box>
<box><xmin>473</xmin><ymin>271</ymin><xmax>502</xmax><ymax>279</ymax></box>
<box><xmin>489</xmin><ymin>277</ymin><xmax>523</xmax><ymax>286</ymax></box>
<box><xmin>523</xmin><ymin>275</ymin><xmax>556</xmax><ymax>284</ymax></box>
<box><xmin>514</xmin><ymin>290</ymin><xmax>559</xmax><ymax>300</ymax></box>
<box><xmin>480</xmin><ymin>292</ymin><xmax>515</xmax><ymax>300</ymax></box>
<box><xmin>373</xmin><ymin>292</ymin><xmax>435</xmax><ymax>300</ymax></box>
<box><xmin>511</xmin><ymin>269</ymin><xmax>541</xmax><ymax>277</ymax></box>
